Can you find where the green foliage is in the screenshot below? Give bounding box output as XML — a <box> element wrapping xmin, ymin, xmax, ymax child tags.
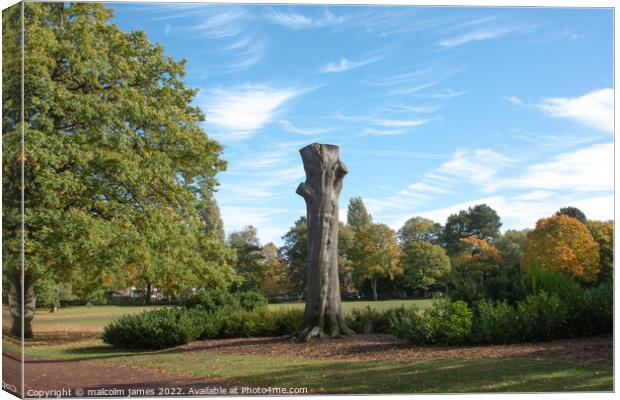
<box><xmin>516</xmin><ymin>292</ymin><xmax>567</xmax><ymax>341</ymax></box>
<box><xmin>495</xmin><ymin>229</ymin><xmax>528</xmax><ymax>268</ymax></box>
<box><xmin>346</xmin><ymin>306</ymin><xmax>406</xmax><ymax>334</ymax></box>
<box><xmin>236</xmin><ymin>290</ymin><xmax>268</xmax><ymax>311</ymax></box>
<box><xmin>441</xmin><ymin>204</ymin><xmax>502</xmax><ymax>256</ymax></box>
<box><xmin>2</xmin><ymin>2</ymin><xmax>234</xmax><ymax>314</ymax></box>
<box><xmin>587</xmin><ymin>220</ymin><xmax>614</xmax><ymax>282</ymax></box>
<box><xmin>400</xmin><ymin>241</ymin><xmax>451</xmax><ymax>293</ymax></box>
<box><xmin>228</xmin><ymin>226</ymin><xmax>265</xmax><ymax>292</ymax></box>
<box><xmin>527</xmin><ymin>264</ymin><xmax>580</xmax><ymax>296</ymax></box>
<box><xmin>472</xmin><ymin>300</ymin><xmax>518</xmax><ymax>344</ymax></box>
<box><xmin>280</xmin><ymin>216</ymin><xmax>308</xmax><ymax>296</ymax></box>
<box><xmin>347</xmin><ymin>197</ymin><xmax>372</xmax><ymax>230</ymax></box>
<box><xmin>182</xmin><ymin>288</ymin><xmax>240</xmax><ymax>313</ymax></box>
<box><xmin>102</xmin><ymin>307</ymin><xmax>204</xmax><ymax>349</ymax></box>
<box><xmin>397</xmin><ymin>217</ymin><xmax>443</xmax><ymax>245</ymax></box>
<box><xmin>555</xmin><ymin>206</ymin><xmax>587</xmax><ymax>224</ymax></box>
<box><xmin>391</xmin><ymin>300</ymin><xmax>473</xmax><ymax>345</ymax></box>
<box><xmin>221</xmin><ymin>308</ymin><xmax>305</xmax><ymax>338</ymax></box>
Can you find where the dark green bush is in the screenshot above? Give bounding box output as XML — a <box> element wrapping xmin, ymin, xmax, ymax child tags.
<box><xmin>515</xmin><ymin>292</ymin><xmax>567</xmax><ymax>341</ymax></box>
<box><xmin>391</xmin><ymin>300</ymin><xmax>473</xmax><ymax>345</ymax></box>
<box><xmin>221</xmin><ymin>307</ymin><xmax>304</xmax><ymax>338</ymax></box>
<box><xmin>346</xmin><ymin>306</ymin><xmax>406</xmax><ymax>334</ymax></box>
<box><xmin>236</xmin><ymin>290</ymin><xmax>267</xmax><ymax>311</ymax></box>
<box><xmin>564</xmin><ymin>280</ymin><xmax>613</xmax><ymax>337</ymax></box>
<box><xmin>182</xmin><ymin>288</ymin><xmax>240</xmax><ymax>313</ymax></box>
<box><xmin>103</xmin><ymin>307</ymin><xmax>204</xmax><ymax>349</ymax></box>
<box><xmin>472</xmin><ymin>300</ymin><xmax>519</xmax><ymax>344</ymax></box>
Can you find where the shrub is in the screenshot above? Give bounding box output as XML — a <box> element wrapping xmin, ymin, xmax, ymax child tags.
<box><xmin>346</xmin><ymin>306</ymin><xmax>405</xmax><ymax>334</ymax></box>
<box><xmin>236</xmin><ymin>290</ymin><xmax>267</xmax><ymax>311</ymax></box>
<box><xmin>564</xmin><ymin>280</ymin><xmax>613</xmax><ymax>337</ymax></box>
<box><xmin>221</xmin><ymin>308</ymin><xmax>305</xmax><ymax>338</ymax></box>
<box><xmin>472</xmin><ymin>300</ymin><xmax>518</xmax><ymax>344</ymax></box>
<box><xmin>182</xmin><ymin>288</ymin><xmax>240</xmax><ymax>313</ymax></box>
<box><xmin>391</xmin><ymin>300</ymin><xmax>473</xmax><ymax>345</ymax></box>
<box><xmin>515</xmin><ymin>292</ymin><xmax>567</xmax><ymax>341</ymax></box>
<box><xmin>103</xmin><ymin>307</ymin><xmax>204</xmax><ymax>349</ymax></box>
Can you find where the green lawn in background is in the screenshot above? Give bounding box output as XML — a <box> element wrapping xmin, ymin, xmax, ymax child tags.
<box><xmin>268</xmin><ymin>299</ymin><xmax>433</xmax><ymax>313</ymax></box>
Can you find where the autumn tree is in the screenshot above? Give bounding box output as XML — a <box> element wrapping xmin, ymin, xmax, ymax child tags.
<box><xmin>259</xmin><ymin>243</ymin><xmax>291</xmax><ymax>296</ymax></box>
<box><xmin>441</xmin><ymin>204</ymin><xmax>502</xmax><ymax>256</ymax></box>
<box><xmin>347</xmin><ymin>197</ymin><xmax>372</xmax><ymax>230</ymax></box>
<box><xmin>400</xmin><ymin>241</ymin><xmax>451</xmax><ymax>296</ymax></box>
<box><xmin>453</xmin><ymin>237</ymin><xmax>501</xmax><ymax>285</ymax></box>
<box><xmin>351</xmin><ymin>223</ymin><xmax>402</xmax><ymax>301</ymax></box>
<box><xmin>2</xmin><ymin>3</ymin><xmax>232</xmax><ymax>337</ymax></box>
<box><xmin>555</xmin><ymin>206</ymin><xmax>587</xmax><ymax>225</ymax></box>
<box><xmin>523</xmin><ymin>215</ymin><xmax>600</xmax><ymax>282</ymax></box>
<box><xmin>586</xmin><ymin>220</ymin><xmax>613</xmax><ymax>282</ymax></box>
<box><xmin>398</xmin><ymin>217</ymin><xmax>442</xmax><ymax>246</ymax></box>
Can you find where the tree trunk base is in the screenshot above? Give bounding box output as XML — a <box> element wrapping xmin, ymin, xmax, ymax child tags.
<box><xmin>291</xmin><ymin>326</ymin><xmax>323</xmax><ymax>343</ymax></box>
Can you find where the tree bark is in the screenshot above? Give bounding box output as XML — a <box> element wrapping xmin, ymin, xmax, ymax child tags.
<box><xmin>8</xmin><ymin>273</ymin><xmax>36</xmax><ymax>338</ymax></box>
<box><xmin>145</xmin><ymin>281</ymin><xmax>152</xmax><ymax>304</ymax></box>
<box><xmin>292</xmin><ymin>144</ymin><xmax>354</xmax><ymax>342</ymax></box>
<box><xmin>371</xmin><ymin>278</ymin><xmax>378</xmax><ymax>301</ymax></box>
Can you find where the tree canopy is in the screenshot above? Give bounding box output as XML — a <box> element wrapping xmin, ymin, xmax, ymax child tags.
<box><xmin>400</xmin><ymin>241</ymin><xmax>451</xmax><ymax>294</ymax></box>
<box><xmin>397</xmin><ymin>217</ymin><xmax>442</xmax><ymax>246</ymax></box>
<box><xmin>2</xmin><ymin>2</ymin><xmax>235</xmax><ymax>336</ymax></box>
<box><xmin>524</xmin><ymin>215</ymin><xmax>600</xmax><ymax>282</ymax></box>
<box><xmin>346</xmin><ymin>197</ymin><xmax>372</xmax><ymax>230</ymax></box>
<box><xmin>441</xmin><ymin>204</ymin><xmax>502</xmax><ymax>255</ymax></box>
<box><xmin>555</xmin><ymin>206</ymin><xmax>587</xmax><ymax>225</ymax></box>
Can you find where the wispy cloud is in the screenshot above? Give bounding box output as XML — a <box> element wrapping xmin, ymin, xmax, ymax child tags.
<box><xmin>509</xmin><ymin>88</ymin><xmax>613</xmax><ymax>133</ymax></box>
<box><xmin>279</xmin><ymin>120</ymin><xmax>336</xmax><ymax>135</ymax></box>
<box><xmin>199</xmin><ymin>84</ymin><xmax>311</xmax><ymax>141</ymax></box>
<box><xmin>418</xmin><ymin>89</ymin><xmax>466</xmax><ymax>99</ymax></box>
<box><xmin>439</xmin><ymin>27</ymin><xmax>513</xmax><ymax>47</ymax></box>
<box><xmin>371</xmin><ymin>118</ymin><xmax>430</xmax><ymax>128</ymax></box>
<box><xmin>264</xmin><ymin>9</ymin><xmax>348</xmax><ymax>29</ymax></box>
<box><xmin>321</xmin><ymin>55</ymin><xmax>383</xmax><ymax>73</ymax></box>
<box><xmin>437</xmin><ymin>148</ymin><xmax>515</xmax><ymax>188</ymax></box>
<box><xmin>438</xmin><ymin>20</ymin><xmax>540</xmax><ymax>47</ymax></box>
<box><xmin>362</xmin><ymin>127</ymin><xmax>409</xmax><ymax>136</ymax></box>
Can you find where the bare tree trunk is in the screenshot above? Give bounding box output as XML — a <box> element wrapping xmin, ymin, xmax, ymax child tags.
<box><xmin>292</xmin><ymin>144</ymin><xmax>354</xmax><ymax>342</ymax></box>
<box><xmin>145</xmin><ymin>281</ymin><xmax>152</xmax><ymax>304</ymax></box>
<box><xmin>8</xmin><ymin>273</ymin><xmax>36</xmax><ymax>338</ymax></box>
<box><xmin>371</xmin><ymin>278</ymin><xmax>378</xmax><ymax>301</ymax></box>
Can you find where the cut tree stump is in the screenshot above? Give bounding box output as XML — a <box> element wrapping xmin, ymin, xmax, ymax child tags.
<box><xmin>292</xmin><ymin>143</ymin><xmax>354</xmax><ymax>343</ymax></box>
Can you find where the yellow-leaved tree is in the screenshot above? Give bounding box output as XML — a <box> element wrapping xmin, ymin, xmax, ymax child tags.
<box><xmin>523</xmin><ymin>215</ymin><xmax>600</xmax><ymax>282</ymax></box>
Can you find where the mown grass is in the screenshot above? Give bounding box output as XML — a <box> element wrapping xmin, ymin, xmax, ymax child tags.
<box><xmin>268</xmin><ymin>299</ymin><xmax>434</xmax><ymax>313</ymax></box>
<box><xmin>3</xmin><ymin>339</ymin><xmax>612</xmax><ymax>393</ymax></box>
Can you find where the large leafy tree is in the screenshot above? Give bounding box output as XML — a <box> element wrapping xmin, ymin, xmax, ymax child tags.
<box><xmin>441</xmin><ymin>204</ymin><xmax>502</xmax><ymax>256</ymax></box>
<box><xmin>280</xmin><ymin>216</ymin><xmax>308</xmax><ymax>297</ymax></box>
<box><xmin>555</xmin><ymin>206</ymin><xmax>587</xmax><ymax>225</ymax></box>
<box><xmin>586</xmin><ymin>220</ymin><xmax>613</xmax><ymax>282</ymax></box>
<box><xmin>2</xmin><ymin>3</ymin><xmax>233</xmax><ymax>337</ymax></box>
<box><xmin>350</xmin><ymin>223</ymin><xmax>402</xmax><ymax>301</ymax></box>
<box><xmin>400</xmin><ymin>241</ymin><xmax>451</xmax><ymax>296</ymax></box>
<box><xmin>523</xmin><ymin>215</ymin><xmax>600</xmax><ymax>282</ymax></box>
<box><xmin>495</xmin><ymin>229</ymin><xmax>528</xmax><ymax>268</ymax></box>
<box><xmin>346</xmin><ymin>196</ymin><xmax>372</xmax><ymax>230</ymax></box>
<box><xmin>397</xmin><ymin>216</ymin><xmax>442</xmax><ymax>245</ymax></box>
<box><xmin>228</xmin><ymin>226</ymin><xmax>265</xmax><ymax>292</ymax></box>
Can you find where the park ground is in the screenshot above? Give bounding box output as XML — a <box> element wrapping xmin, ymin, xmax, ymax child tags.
<box><xmin>1</xmin><ymin>301</ymin><xmax>613</xmax><ymax>395</ymax></box>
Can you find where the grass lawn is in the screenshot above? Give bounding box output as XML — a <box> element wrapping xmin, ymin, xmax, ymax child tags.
<box><xmin>3</xmin><ymin>339</ymin><xmax>612</xmax><ymax>393</ymax></box>
<box><xmin>268</xmin><ymin>299</ymin><xmax>433</xmax><ymax>313</ymax></box>
<box><xmin>2</xmin><ymin>305</ymin><xmax>162</xmax><ymax>333</ymax></box>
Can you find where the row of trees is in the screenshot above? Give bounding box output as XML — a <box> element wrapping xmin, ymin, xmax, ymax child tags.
<box><xmin>229</xmin><ymin>200</ymin><xmax>612</xmax><ymax>302</ymax></box>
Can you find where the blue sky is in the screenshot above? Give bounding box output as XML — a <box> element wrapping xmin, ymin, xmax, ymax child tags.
<box><xmin>110</xmin><ymin>3</ymin><xmax>614</xmax><ymax>246</ymax></box>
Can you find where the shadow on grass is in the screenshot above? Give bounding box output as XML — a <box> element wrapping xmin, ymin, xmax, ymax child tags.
<box><xmin>230</xmin><ymin>357</ymin><xmax>613</xmax><ymax>394</ymax></box>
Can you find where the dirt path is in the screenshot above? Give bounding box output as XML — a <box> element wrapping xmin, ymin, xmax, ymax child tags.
<box><xmin>170</xmin><ymin>334</ymin><xmax>614</xmax><ymax>366</ymax></box>
<box><xmin>3</xmin><ymin>352</ymin><xmax>240</xmax><ymax>398</ymax></box>
<box><xmin>2</xmin><ymin>335</ymin><xmax>612</xmax><ymax>397</ymax></box>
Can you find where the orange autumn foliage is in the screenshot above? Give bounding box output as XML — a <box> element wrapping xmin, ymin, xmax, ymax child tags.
<box><xmin>523</xmin><ymin>215</ymin><xmax>600</xmax><ymax>282</ymax></box>
<box><xmin>455</xmin><ymin>236</ymin><xmax>501</xmax><ymax>272</ymax></box>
